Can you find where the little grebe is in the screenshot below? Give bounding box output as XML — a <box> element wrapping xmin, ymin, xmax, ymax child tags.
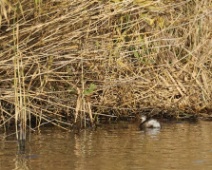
<box><xmin>139</xmin><ymin>115</ymin><xmax>161</xmax><ymax>130</ymax></box>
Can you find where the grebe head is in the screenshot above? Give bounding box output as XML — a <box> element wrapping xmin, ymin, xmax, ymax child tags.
<box><xmin>140</xmin><ymin>115</ymin><xmax>147</xmax><ymax>123</ymax></box>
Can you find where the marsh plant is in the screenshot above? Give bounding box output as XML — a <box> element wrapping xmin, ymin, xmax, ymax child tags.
<box><xmin>0</xmin><ymin>0</ymin><xmax>211</xmax><ymax>139</ymax></box>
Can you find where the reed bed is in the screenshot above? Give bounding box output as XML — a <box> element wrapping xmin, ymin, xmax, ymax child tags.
<box><xmin>0</xmin><ymin>0</ymin><xmax>211</xmax><ymax>134</ymax></box>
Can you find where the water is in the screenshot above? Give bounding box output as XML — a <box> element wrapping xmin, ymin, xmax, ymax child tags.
<box><xmin>1</xmin><ymin>120</ymin><xmax>212</xmax><ymax>170</ymax></box>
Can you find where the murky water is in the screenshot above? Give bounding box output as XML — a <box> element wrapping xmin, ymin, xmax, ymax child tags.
<box><xmin>1</xmin><ymin>120</ymin><xmax>212</xmax><ymax>170</ymax></box>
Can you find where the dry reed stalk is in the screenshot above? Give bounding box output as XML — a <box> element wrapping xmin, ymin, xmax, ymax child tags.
<box><xmin>13</xmin><ymin>23</ymin><xmax>27</xmax><ymax>150</ymax></box>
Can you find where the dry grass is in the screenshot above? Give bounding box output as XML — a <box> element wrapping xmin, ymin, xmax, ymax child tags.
<box><xmin>0</xmin><ymin>0</ymin><xmax>211</xmax><ymax>132</ymax></box>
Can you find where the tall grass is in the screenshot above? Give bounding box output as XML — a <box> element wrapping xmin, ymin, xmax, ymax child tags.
<box><xmin>0</xmin><ymin>0</ymin><xmax>211</xmax><ymax>135</ymax></box>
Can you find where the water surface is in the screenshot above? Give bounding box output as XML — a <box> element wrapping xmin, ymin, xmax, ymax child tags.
<box><xmin>1</xmin><ymin>120</ymin><xmax>212</xmax><ymax>170</ymax></box>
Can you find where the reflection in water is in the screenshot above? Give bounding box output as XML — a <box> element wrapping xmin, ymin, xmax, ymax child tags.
<box><xmin>14</xmin><ymin>154</ymin><xmax>29</xmax><ymax>170</ymax></box>
<box><xmin>142</xmin><ymin>128</ymin><xmax>161</xmax><ymax>137</ymax></box>
<box><xmin>1</xmin><ymin>121</ymin><xmax>212</xmax><ymax>170</ymax></box>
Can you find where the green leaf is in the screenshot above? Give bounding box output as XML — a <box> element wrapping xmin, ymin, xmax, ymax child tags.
<box><xmin>84</xmin><ymin>83</ymin><xmax>97</xmax><ymax>95</ymax></box>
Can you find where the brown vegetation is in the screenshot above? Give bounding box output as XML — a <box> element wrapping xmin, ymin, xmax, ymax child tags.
<box><xmin>0</xmin><ymin>0</ymin><xmax>211</xmax><ymax>133</ymax></box>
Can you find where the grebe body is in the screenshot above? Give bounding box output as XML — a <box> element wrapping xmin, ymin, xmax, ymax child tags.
<box><xmin>139</xmin><ymin>115</ymin><xmax>161</xmax><ymax>130</ymax></box>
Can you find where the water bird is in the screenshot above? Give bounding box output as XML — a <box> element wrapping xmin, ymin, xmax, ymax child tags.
<box><xmin>139</xmin><ymin>115</ymin><xmax>161</xmax><ymax>130</ymax></box>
